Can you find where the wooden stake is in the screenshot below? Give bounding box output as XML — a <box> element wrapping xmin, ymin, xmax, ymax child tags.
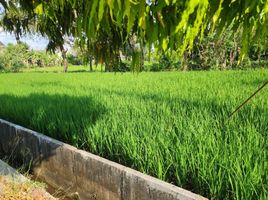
<box><xmin>229</xmin><ymin>80</ymin><xmax>268</xmax><ymax>119</ymax></box>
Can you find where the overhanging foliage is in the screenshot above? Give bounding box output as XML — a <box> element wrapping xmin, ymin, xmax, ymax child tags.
<box><xmin>2</xmin><ymin>0</ymin><xmax>268</xmax><ymax>63</ymax></box>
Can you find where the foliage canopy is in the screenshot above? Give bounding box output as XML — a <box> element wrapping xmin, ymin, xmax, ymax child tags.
<box><xmin>4</xmin><ymin>0</ymin><xmax>266</xmax><ymax>58</ymax></box>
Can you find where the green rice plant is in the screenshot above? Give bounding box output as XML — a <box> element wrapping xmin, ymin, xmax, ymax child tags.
<box><xmin>0</xmin><ymin>69</ymin><xmax>267</xmax><ymax>199</ymax></box>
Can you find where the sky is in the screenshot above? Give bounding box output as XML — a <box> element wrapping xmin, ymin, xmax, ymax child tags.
<box><xmin>0</xmin><ymin>31</ymin><xmax>49</xmax><ymax>50</ymax></box>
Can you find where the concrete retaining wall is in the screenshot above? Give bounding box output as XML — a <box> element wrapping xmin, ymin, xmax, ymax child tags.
<box><xmin>0</xmin><ymin>119</ymin><xmax>207</xmax><ymax>200</ymax></box>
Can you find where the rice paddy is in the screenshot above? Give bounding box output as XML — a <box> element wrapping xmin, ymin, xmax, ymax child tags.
<box><xmin>0</xmin><ymin>69</ymin><xmax>267</xmax><ymax>199</ymax></box>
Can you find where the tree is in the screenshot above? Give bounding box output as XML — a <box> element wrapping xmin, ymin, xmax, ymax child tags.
<box><xmin>1</xmin><ymin>1</ymin><xmax>71</xmax><ymax>72</ymax></box>
<box><xmin>0</xmin><ymin>1</ymin><xmax>33</xmax><ymax>43</ymax></box>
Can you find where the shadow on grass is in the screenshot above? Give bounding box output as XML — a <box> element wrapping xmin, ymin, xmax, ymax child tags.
<box><xmin>0</xmin><ymin>93</ymin><xmax>107</xmax><ymax>189</ymax></box>
<box><xmin>0</xmin><ymin>93</ymin><xmax>106</xmax><ymax>145</ymax></box>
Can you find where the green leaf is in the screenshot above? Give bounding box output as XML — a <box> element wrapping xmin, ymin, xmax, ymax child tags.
<box><xmin>34</xmin><ymin>3</ymin><xmax>43</xmax><ymax>15</ymax></box>
<box><xmin>89</xmin><ymin>0</ymin><xmax>98</xmax><ymax>33</ymax></box>
<box><xmin>162</xmin><ymin>38</ymin><xmax>168</xmax><ymax>51</ymax></box>
<box><xmin>165</xmin><ymin>0</ymin><xmax>170</xmax><ymax>6</ymax></box>
<box><xmin>98</xmin><ymin>0</ymin><xmax>106</xmax><ymax>22</ymax></box>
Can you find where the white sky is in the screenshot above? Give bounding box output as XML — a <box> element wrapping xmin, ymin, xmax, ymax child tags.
<box><xmin>0</xmin><ymin>30</ymin><xmax>48</xmax><ymax>50</ymax></box>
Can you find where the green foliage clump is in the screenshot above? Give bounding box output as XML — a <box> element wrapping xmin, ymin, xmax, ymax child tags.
<box><xmin>28</xmin><ymin>50</ymin><xmax>60</xmax><ymax>67</ymax></box>
<box><xmin>0</xmin><ymin>70</ymin><xmax>267</xmax><ymax>199</ymax></box>
<box><xmin>0</xmin><ymin>43</ymin><xmax>29</xmax><ymax>72</ymax></box>
<box><xmin>67</xmin><ymin>54</ymin><xmax>82</xmax><ymax>66</ymax></box>
<box><xmin>0</xmin><ymin>42</ymin><xmax>61</xmax><ymax>72</ymax></box>
<box><xmin>185</xmin><ymin>31</ymin><xmax>240</xmax><ymax>70</ymax></box>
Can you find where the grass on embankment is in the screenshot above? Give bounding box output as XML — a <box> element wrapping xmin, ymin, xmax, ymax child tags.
<box><xmin>0</xmin><ymin>69</ymin><xmax>267</xmax><ymax>199</ymax></box>
<box><xmin>0</xmin><ymin>175</ymin><xmax>55</xmax><ymax>200</ymax></box>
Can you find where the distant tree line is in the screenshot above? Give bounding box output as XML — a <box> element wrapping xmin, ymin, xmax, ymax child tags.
<box><xmin>0</xmin><ymin>43</ymin><xmax>61</xmax><ymax>72</ymax></box>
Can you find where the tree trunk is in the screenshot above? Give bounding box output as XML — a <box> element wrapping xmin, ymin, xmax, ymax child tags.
<box><xmin>140</xmin><ymin>46</ymin><xmax>145</xmax><ymax>71</ymax></box>
<box><xmin>15</xmin><ymin>33</ymin><xmax>21</xmax><ymax>44</ymax></box>
<box><xmin>181</xmin><ymin>50</ymin><xmax>188</xmax><ymax>71</ymax></box>
<box><xmin>89</xmin><ymin>56</ymin><xmax>93</xmax><ymax>72</ymax></box>
<box><xmin>61</xmin><ymin>46</ymin><xmax>68</xmax><ymax>72</ymax></box>
<box><xmin>63</xmin><ymin>57</ymin><xmax>68</xmax><ymax>72</ymax></box>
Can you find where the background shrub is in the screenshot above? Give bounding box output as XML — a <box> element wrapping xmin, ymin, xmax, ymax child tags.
<box><xmin>0</xmin><ymin>42</ymin><xmax>61</xmax><ymax>72</ymax></box>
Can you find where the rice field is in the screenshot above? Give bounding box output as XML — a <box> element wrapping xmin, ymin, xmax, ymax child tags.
<box><xmin>0</xmin><ymin>69</ymin><xmax>267</xmax><ymax>199</ymax></box>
